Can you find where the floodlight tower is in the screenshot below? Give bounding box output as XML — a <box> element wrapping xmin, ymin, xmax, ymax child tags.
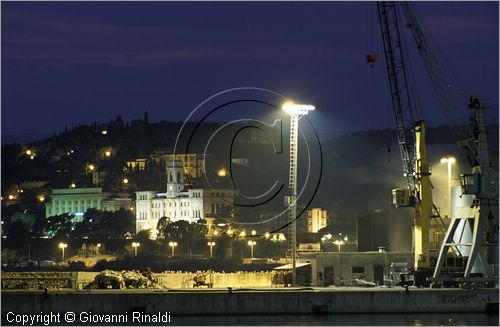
<box><xmin>282</xmin><ymin>101</ymin><xmax>315</xmax><ymax>286</ymax></box>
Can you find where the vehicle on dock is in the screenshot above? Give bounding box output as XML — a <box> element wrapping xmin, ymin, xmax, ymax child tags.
<box><xmin>193</xmin><ymin>270</ymin><xmax>214</xmax><ymax>288</ymax></box>
<box><xmin>384</xmin><ymin>262</ymin><xmax>414</xmax><ymax>287</ymax></box>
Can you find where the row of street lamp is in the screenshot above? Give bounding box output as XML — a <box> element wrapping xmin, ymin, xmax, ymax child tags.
<box><xmin>320</xmin><ymin>233</ymin><xmax>349</xmax><ymax>252</ymax></box>
<box><xmin>58</xmin><ymin>242</ymin><xmax>101</xmax><ymax>260</ymax></box>
<box><xmin>56</xmin><ymin>239</ymin><xmax>261</xmax><ymax>261</ymax></box>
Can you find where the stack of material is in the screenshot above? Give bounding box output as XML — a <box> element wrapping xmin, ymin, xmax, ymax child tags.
<box><xmin>91</xmin><ymin>269</ymin><xmax>161</xmax><ymax>289</ymax></box>
<box><xmin>93</xmin><ymin>270</ymin><xmax>124</xmax><ymax>289</ymax></box>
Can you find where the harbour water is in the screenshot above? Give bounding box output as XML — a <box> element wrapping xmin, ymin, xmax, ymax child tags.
<box><xmin>172</xmin><ymin>313</ymin><xmax>498</xmax><ymax>326</ymax></box>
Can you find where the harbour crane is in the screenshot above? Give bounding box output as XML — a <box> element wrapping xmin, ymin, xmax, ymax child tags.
<box><xmin>376</xmin><ymin>1</ymin><xmax>443</xmax><ymax>286</ymax></box>
<box><xmin>376</xmin><ymin>1</ymin><xmax>498</xmax><ymax>286</ymax></box>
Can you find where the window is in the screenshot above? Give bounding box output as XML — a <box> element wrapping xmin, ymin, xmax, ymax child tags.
<box><xmin>352</xmin><ymin>266</ymin><xmax>365</xmax><ymax>274</ymax></box>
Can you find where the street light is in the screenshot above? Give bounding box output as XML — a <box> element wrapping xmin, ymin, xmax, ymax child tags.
<box><xmin>132</xmin><ymin>242</ymin><xmax>140</xmax><ymax>256</ymax></box>
<box><xmin>207</xmin><ymin>241</ymin><xmax>216</xmax><ymax>258</ymax></box>
<box><xmin>58</xmin><ymin>242</ymin><xmax>68</xmax><ymax>261</ymax></box>
<box><xmin>282</xmin><ymin>101</ymin><xmax>315</xmax><ymax>287</ymax></box>
<box><xmin>96</xmin><ymin>243</ymin><xmax>101</xmax><ymax>255</ymax></box>
<box><xmin>217</xmin><ymin>168</ymin><xmax>227</xmax><ymax>177</ymax></box>
<box><xmin>251</xmin><ymin>230</ymin><xmax>257</xmax><ymax>236</ymax></box>
<box><xmin>333</xmin><ymin>240</ymin><xmax>345</xmax><ymax>252</ymax></box>
<box><xmin>247</xmin><ymin>240</ymin><xmax>257</xmax><ymax>259</ymax></box>
<box><xmin>440</xmin><ymin>156</ymin><xmax>456</xmax><ymax>218</ymax></box>
<box><xmin>169</xmin><ymin>241</ymin><xmax>178</xmax><ymax>257</ymax></box>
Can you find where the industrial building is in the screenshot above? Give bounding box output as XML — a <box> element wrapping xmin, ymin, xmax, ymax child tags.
<box><xmin>302</xmin><ymin>251</ymin><xmax>413</xmax><ymax>287</ymax></box>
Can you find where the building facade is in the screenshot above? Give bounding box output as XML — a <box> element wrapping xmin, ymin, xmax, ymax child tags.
<box><xmin>45</xmin><ymin>188</ymin><xmax>132</xmax><ymax>218</ymax></box>
<box><xmin>306</xmin><ymin>208</ymin><xmax>328</xmax><ymax>233</ymax></box>
<box><xmin>150</xmin><ymin>151</ymin><xmax>206</xmax><ymax>178</ymax></box>
<box><xmin>302</xmin><ymin>251</ymin><xmax>413</xmax><ymax>287</ymax></box>
<box><xmin>135</xmin><ymin>160</ymin><xmax>233</xmax><ymax>238</ymax></box>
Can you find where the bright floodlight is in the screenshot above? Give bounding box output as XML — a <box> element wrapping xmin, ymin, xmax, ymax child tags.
<box><xmin>440</xmin><ymin>156</ymin><xmax>456</xmax><ymax>164</ymax></box>
<box><xmin>282</xmin><ymin>101</ymin><xmax>315</xmax><ymax>115</ymax></box>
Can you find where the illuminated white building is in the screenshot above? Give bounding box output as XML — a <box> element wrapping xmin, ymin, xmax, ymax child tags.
<box><xmin>45</xmin><ymin>188</ymin><xmax>132</xmax><ymax>218</ymax></box>
<box><xmin>135</xmin><ymin>160</ymin><xmax>233</xmax><ymax>238</ymax></box>
<box><xmin>306</xmin><ymin>208</ymin><xmax>328</xmax><ymax>233</ymax></box>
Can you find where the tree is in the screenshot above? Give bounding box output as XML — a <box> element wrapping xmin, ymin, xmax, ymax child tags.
<box><xmin>44</xmin><ymin>213</ymin><xmax>74</xmax><ymax>239</ymax></box>
<box><xmin>83</xmin><ymin>208</ymin><xmax>135</xmax><ymax>239</ymax></box>
<box><xmin>157</xmin><ymin>220</ymin><xmax>207</xmax><ymax>255</ymax></box>
<box><xmin>7</xmin><ymin>220</ymin><xmax>31</xmax><ymax>249</ymax></box>
<box><xmin>1</xmin><ymin>248</ymin><xmax>23</xmax><ymax>266</ymax></box>
<box><xmin>134</xmin><ymin>229</ymin><xmax>158</xmax><ymax>255</ymax></box>
<box><xmin>156</xmin><ymin>216</ymin><xmax>171</xmax><ymax>239</ymax></box>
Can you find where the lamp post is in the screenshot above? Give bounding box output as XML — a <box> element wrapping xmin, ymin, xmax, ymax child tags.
<box><xmin>247</xmin><ymin>240</ymin><xmax>257</xmax><ymax>259</ymax></box>
<box><xmin>282</xmin><ymin>101</ymin><xmax>315</xmax><ymax>287</ymax></box>
<box><xmin>132</xmin><ymin>242</ymin><xmax>140</xmax><ymax>256</ymax></box>
<box><xmin>58</xmin><ymin>242</ymin><xmax>68</xmax><ymax>261</ymax></box>
<box><xmin>96</xmin><ymin>243</ymin><xmax>101</xmax><ymax>255</ymax></box>
<box><xmin>334</xmin><ymin>240</ymin><xmax>345</xmax><ymax>252</ymax></box>
<box><xmin>169</xmin><ymin>241</ymin><xmax>178</xmax><ymax>257</ymax></box>
<box><xmin>440</xmin><ymin>156</ymin><xmax>456</xmax><ymax>218</ymax></box>
<box><xmin>207</xmin><ymin>241</ymin><xmax>216</xmax><ymax>258</ymax></box>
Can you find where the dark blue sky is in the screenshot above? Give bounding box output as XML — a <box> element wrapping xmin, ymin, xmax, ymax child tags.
<box><xmin>2</xmin><ymin>1</ymin><xmax>498</xmax><ymax>138</ymax></box>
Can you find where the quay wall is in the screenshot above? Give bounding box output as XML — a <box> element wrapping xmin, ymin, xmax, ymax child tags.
<box><xmin>2</xmin><ymin>271</ymin><xmax>274</xmax><ymax>290</ymax></box>
<box><xmin>155</xmin><ymin>272</ymin><xmax>274</xmax><ymax>288</ymax></box>
<box><xmin>2</xmin><ymin>288</ymin><xmax>498</xmax><ymax>315</ymax></box>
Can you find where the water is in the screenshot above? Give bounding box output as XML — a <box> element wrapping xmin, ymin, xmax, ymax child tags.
<box><xmin>172</xmin><ymin>313</ymin><xmax>499</xmax><ymax>326</ymax></box>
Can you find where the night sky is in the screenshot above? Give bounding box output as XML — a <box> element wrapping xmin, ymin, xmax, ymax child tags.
<box><xmin>2</xmin><ymin>1</ymin><xmax>498</xmax><ymax>139</ymax></box>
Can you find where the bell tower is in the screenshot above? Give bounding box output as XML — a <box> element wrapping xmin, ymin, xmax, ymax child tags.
<box><xmin>166</xmin><ymin>160</ymin><xmax>184</xmax><ymax>197</ymax></box>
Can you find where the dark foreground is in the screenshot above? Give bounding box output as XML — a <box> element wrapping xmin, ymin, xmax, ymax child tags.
<box><xmin>1</xmin><ymin>287</ymin><xmax>498</xmax><ymax>326</ymax></box>
<box><xmin>2</xmin><ymin>312</ymin><xmax>498</xmax><ymax>326</ymax></box>
<box><xmin>173</xmin><ymin>313</ymin><xmax>498</xmax><ymax>326</ymax></box>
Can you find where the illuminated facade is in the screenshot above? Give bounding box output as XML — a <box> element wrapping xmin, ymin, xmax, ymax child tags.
<box><xmin>135</xmin><ymin>161</ymin><xmax>233</xmax><ymax>238</ymax></box>
<box><xmin>306</xmin><ymin>208</ymin><xmax>328</xmax><ymax>233</ymax></box>
<box><xmin>45</xmin><ymin>188</ymin><xmax>132</xmax><ymax>218</ymax></box>
<box><xmin>126</xmin><ymin>158</ymin><xmax>147</xmax><ymax>171</ymax></box>
<box><xmin>150</xmin><ymin>151</ymin><xmax>206</xmax><ymax>178</ymax></box>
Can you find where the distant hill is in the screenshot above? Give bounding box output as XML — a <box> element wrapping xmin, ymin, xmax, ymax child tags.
<box><xmin>2</xmin><ymin>133</ymin><xmax>52</xmax><ymax>145</ymax></box>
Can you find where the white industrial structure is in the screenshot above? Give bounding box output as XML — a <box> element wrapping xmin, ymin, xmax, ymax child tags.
<box><xmin>282</xmin><ymin>101</ymin><xmax>315</xmax><ymax>286</ymax></box>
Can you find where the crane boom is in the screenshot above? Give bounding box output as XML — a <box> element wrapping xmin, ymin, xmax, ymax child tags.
<box><xmin>377</xmin><ymin>1</ymin><xmax>418</xmax><ymax>199</ymax></box>
<box><xmin>377</xmin><ymin>1</ymin><xmax>441</xmax><ymax>272</ymax></box>
<box><xmin>399</xmin><ymin>2</ymin><xmax>478</xmax><ymax>167</ymax></box>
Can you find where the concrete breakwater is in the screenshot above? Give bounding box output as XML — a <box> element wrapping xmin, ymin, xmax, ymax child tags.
<box><xmin>2</xmin><ymin>288</ymin><xmax>498</xmax><ymax>316</ymax></box>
